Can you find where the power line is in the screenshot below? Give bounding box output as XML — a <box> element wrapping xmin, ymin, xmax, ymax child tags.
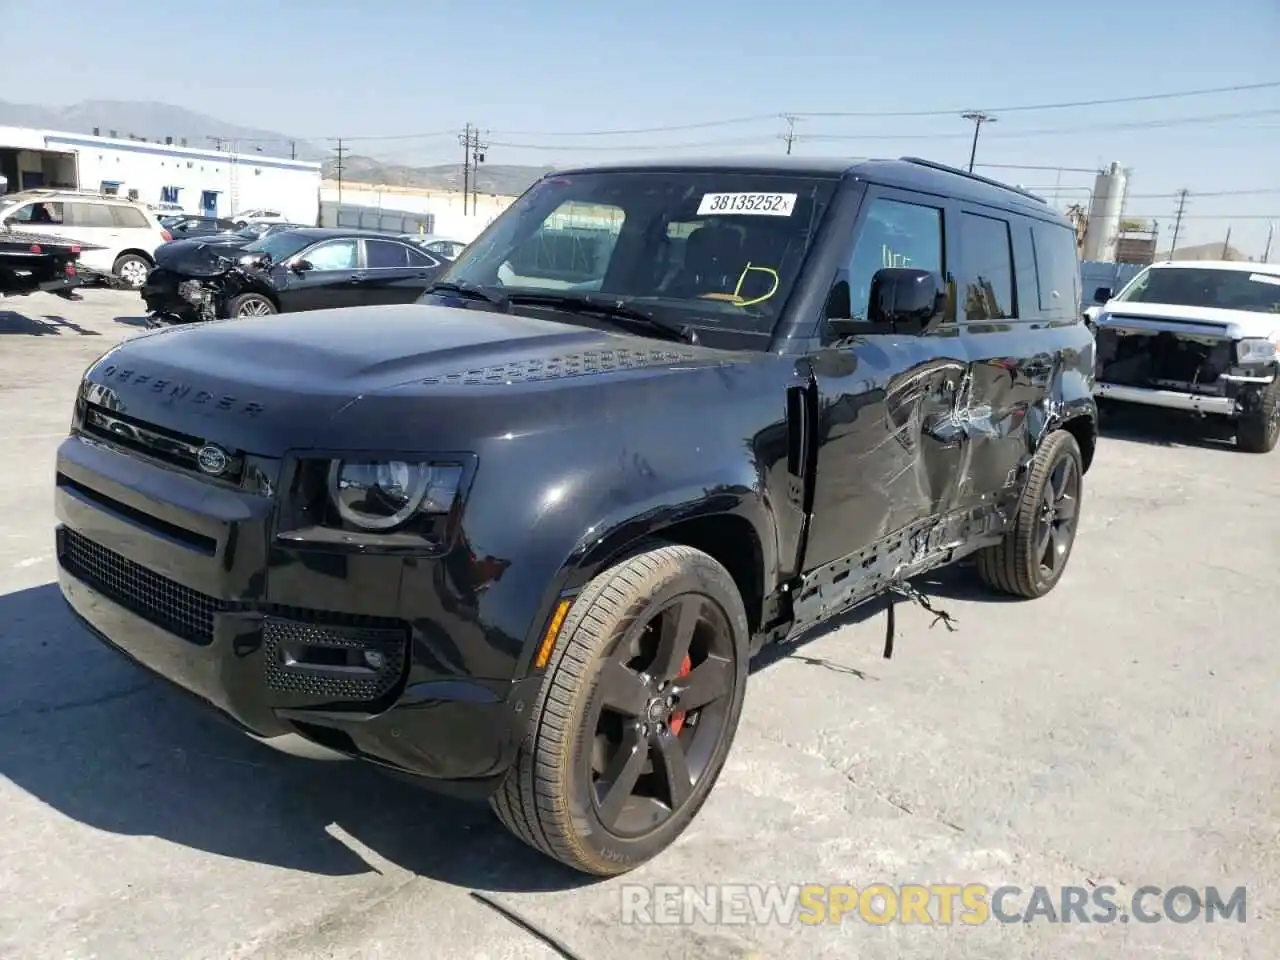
<box><xmin>474</xmin><ymin>107</ymin><xmax>1279</xmax><ymax>154</ymax></box>
<box><xmin>480</xmin><ymin>80</ymin><xmax>1280</xmax><ymax>137</ymax></box>
<box><xmin>790</xmin><ymin>80</ymin><xmax>1280</xmax><ymax>119</ymax></box>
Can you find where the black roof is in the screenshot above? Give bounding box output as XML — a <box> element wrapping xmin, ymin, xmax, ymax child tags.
<box><xmin>276</xmin><ymin>227</ymin><xmax>410</xmax><ymax>240</ymax></box>
<box><xmin>546</xmin><ymin>155</ymin><xmax>1070</xmax><ymax>226</ymax></box>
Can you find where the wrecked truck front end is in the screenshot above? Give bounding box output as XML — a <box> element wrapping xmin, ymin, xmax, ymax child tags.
<box><xmin>1093</xmin><ymin>311</ymin><xmax>1274</xmax><ymax>417</ymax></box>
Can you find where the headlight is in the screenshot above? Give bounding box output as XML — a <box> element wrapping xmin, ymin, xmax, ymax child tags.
<box><xmin>1236</xmin><ymin>338</ymin><xmax>1278</xmax><ymax>364</ymax></box>
<box><xmin>327</xmin><ymin>460</ymin><xmax>463</xmax><ymax>531</ymax></box>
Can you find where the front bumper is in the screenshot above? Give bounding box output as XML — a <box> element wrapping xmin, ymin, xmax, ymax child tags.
<box><xmin>1094</xmin><ymin>382</ymin><xmax>1241</xmax><ymax>416</ymax></box>
<box><xmin>54</xmin><ymin>434</ymin><xmax>537</xmax><ymax>798</ymax></box>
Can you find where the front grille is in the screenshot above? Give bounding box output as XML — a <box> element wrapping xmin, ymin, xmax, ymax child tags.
<box><xmin>79</xmin><ymin>402</ymin><xmax>245</xmax><ymax>485</ymax></box>
<box><xmin>61</xmin><ymin>529</ymin><xmax>410</xmax><ymax>703</ymax></box>
<box><xmin>262</xmin><ymin>619</ymin><xmax>407</xmax><ymax>702</ymax></box>
<box><xmin>61</xmin><ymin>528</ymin><xmax>225</xmax><ymax>644</ymax></box>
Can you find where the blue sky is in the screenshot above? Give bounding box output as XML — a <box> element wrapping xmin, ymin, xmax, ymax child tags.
<box><xmin>3</xmin><ymin>0</ymin><xmax>1277</xmax><ymax>253</ymax></box>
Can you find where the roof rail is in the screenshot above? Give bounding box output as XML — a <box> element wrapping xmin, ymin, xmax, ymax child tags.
<box><xmin>899</xmin><ymin>157</ymin><xmax>1048</xmax><ymax>204</ymax></box>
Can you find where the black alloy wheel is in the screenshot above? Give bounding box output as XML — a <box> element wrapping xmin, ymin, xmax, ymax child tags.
<box><xmin>491</xmin><ymin>543</ymin><xmax>749</xmax><ymax>876</ymax></box>
<box><xmin>589</xmin><ymin>592</ymin><xmax>737</xmax><ymax>838</ymax></box>
<box><xmin>977</xmin><ymin>429</ymin><xmax>1085</xmax><ymax>598</ymax></box>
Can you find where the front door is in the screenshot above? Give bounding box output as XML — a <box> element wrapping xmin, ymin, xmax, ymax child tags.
<box><xmin>276</xmin><ymin>237</ymin><xmax>363</xmax><ymax>312</ymax></box>
<box><xmin>801</xmin><ymin>188</ymin><xmax>970</xmax><ymax>576</ymax></box>
<box><xmin>200</xmin><ymin>191</ymin><xmax>219</xmax><ymax>217</ymax></box>
<box><xmin>360</xmin><ymin>238</ymin><xmax>444</xmax><ymax>304</ymax></box>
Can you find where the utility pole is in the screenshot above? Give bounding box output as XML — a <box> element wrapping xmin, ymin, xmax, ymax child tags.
<box><xmin>459</xmin><ymin>123</ymin><xmax>472</xmax><ymax>214</ymax></box>
<box><xmin>207</xmin><ymin>136</ymin><xmax>229</xmax><ymax>152</ymax></box>
<box><xmin>961</xmin><ymin>112</ymin><xmax>995</xmax><ymax>173</ymax></box>
<box><xmin>1221</xmin><ymin>226</ymin><xmax>1233</xmax><ymax>260</ymax></box>
<box><xmin>471</xmin><ymin>129</ymin><xmax>487</xmax><ymax>216</ymax></box>
<box><xmin>1169</xmin><ymin>189</ymin><xmax>1189</xmax><ymax>258</ymax></box>
<box><xmin>1263</xmin><ymin>222</ymin><xmax>1274</xmax><ymax>263</ymax></box>
<box><xmin>333</xmin><ymin>138</ymin><xmax>346</xmax><ymax>216</ymax></box>
<box><xmin>290</xmin><ymin>140</ymin><xmax>297</xmax><ymax>160</ymax></box>
<box><xmin>780</xmin><ymin>114</ymin><xmax>800</xmax><ymax>155</ymax></box>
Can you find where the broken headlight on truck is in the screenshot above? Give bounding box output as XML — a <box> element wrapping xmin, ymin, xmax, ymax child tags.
<box><xmin>276</xmin><ymin>454</ymin><xmax>474</xmax><ymax>551</ymax></box>
<box><xmin>328</xmin><ymin>460</ymin><xmax>463</xmax><ymax>531</ymax></box>
<box><xmin>1236</xmin><ymin>338</ymin><xmax>1278</xmax><ymax>365</ymax></box>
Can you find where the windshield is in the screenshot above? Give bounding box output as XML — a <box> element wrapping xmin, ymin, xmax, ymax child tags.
<box><xmin>442</xmin><ymin>171</ymin><xmax>840</xmax><ymax>333</ymax></box>
<box><xmin>1115</xmin><ymin>266</ymin><xmax>1280</xmax><ymax>314</ymax></box>
<box><xmin>243</xmin><ymin>230</ymin><xmax>313</xmax><ymax>261</ymax></box>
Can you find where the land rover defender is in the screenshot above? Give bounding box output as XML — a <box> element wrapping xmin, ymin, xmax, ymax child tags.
<box><xmin>55</xmin><ymin>156</ymin><xmax>1097</xmax><ymax>876</ymax></box>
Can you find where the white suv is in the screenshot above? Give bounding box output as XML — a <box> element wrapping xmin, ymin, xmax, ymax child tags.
<box><xmin>0</xmin><ymin>191</ymin><xmax>171</xmax><ymax>288</ymax></box>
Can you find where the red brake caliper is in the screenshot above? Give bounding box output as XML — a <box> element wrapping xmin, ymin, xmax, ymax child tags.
<box><xmin>669</xmin><ymin>655</ymin><xmax>693</xmax><ymax>735</ymax></box>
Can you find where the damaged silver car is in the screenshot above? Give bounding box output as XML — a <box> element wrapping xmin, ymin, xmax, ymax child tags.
<box><xmin>1092</xmin><ymin>260</ymin><xmax>1280</xmax><ymax>453</ymax></box>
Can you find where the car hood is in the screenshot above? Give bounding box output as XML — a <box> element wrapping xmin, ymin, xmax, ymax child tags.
<box><xmin>1100</xmin><ymin>300</ymin><xmax>1280</xmax><ymax>339</ymax></box>
<box><xmin>79</xmin><ymin>303</ymin><xmax>718</xmax><ymax>455</ymax></box>
<box><xmin>154</xmin><ymin>237</ymin><xmax>256</xmax><ymax>276</ymax></box>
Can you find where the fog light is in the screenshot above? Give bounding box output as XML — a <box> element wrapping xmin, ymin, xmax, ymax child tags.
<box><xmin>363</xmin><ymin>650</ymin><xmax>386</xmax><ymax>670</ymax></box>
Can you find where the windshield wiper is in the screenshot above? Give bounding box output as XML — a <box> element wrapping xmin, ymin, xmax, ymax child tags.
<box><xmin>504</xmin><ymin>292</ymin><xmax>699</xmax><ymax>344</ymax></box>
<box><xmin>427</xmin><ymin>280</ymin><xmax>510</xmax><ymax>309</ymax></box>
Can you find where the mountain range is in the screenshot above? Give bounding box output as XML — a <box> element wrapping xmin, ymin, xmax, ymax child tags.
<box><xmin>0</xmin><ymin>99</ymin><xmax>552</xmax><ymax>195</ymax></box>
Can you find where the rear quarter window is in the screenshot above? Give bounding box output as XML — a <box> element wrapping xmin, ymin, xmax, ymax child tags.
<box><xmin>110</xmin><ymin>205</ymin><xmax>151</xmax><ymax>229</ymax></box>
<box><xmin>1031</xmin><ymin>221</ymin><xmax>1081</xmax><ymax>320</ymax></box>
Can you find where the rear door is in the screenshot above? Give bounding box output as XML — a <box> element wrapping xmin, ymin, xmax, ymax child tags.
<box><xmin>56</xmin><ymin>202</ymin><xmax>116</xmax><ymax>272</ymax></box>
<box><xmin>802</xmin><ymin>186</ymin><xmax>969</xmax><ymax>574</ymax></box>
<box><xmin>277</xmin><ymin>237</ymin><xmax>363</xmax><ymax>311</ymax></box>
<box><xmin>360</xmin><ymin>238</ymin><xmax>444</xmax><ymax>304</ymax></box>
<box><xmin>954</xmin><ymin>209</ymin><xmax>1071</xmax><ymax>509</ymax></box>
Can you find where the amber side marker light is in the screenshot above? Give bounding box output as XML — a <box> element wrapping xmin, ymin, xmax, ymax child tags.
<box><xmin>535</xmin><ymin>598</ymin><xmax>573</xmax><ymax>669</ymax></box>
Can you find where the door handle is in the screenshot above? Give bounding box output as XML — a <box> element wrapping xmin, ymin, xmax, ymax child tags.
<box><xmin>348</xmin><ymin>273</ymin><xmax>369</xmax><ymax>283</ymax></box>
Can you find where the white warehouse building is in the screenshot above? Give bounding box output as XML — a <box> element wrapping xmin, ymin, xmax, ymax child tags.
<box><xmin>0</xmin><ymin>125</ymin><xmax>321</xmax><ymax>223</ymax></box>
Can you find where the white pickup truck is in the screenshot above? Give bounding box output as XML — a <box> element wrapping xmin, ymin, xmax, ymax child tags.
<box><xmin>1091</xmin><ymin>259</ymin><xmax>1280</xmax><ymax>453</ymax></box>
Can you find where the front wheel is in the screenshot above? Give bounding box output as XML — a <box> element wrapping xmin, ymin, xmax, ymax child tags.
<box><xmin>491</xmin><ymin>543</ymin><xmax>749</xmax><ymax>876</ymax></box>
<box><xmin>1236</xmin><ymin>380</ymin><xmax>1279</xmax><ymax>453</ymax></box>
<box><xmin>112</xmin><ymin>254</ymin><xmax>152</xmax><ymax>289</ymax></box>
<box><xmin>976</xmin><ymin>429</ymin><xmax>1084</xmax><ymax>598</ymax></box>
<box><xmin>227</xmin><ymin>293</ymin><xmax>277</xmax><ymax>318</ymax></box>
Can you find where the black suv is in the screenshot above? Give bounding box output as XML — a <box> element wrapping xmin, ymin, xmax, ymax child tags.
<box><xmin>54</xmin><ymin>155</ymin><xmax>1097</xmax><ymax>877</ymax></box>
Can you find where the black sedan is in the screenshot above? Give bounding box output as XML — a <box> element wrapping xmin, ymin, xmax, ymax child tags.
<box><xmin>142</xmin><ymin>227</ymin><xmax>449</xmax><ymax>322</ymax></box>
<box><xmin>164</xmin><ymin>215</ymin><xmax>241</xmax><ymax>239</ymax></box>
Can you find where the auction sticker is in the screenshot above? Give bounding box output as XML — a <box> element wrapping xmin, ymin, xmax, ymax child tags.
<box><xmin>697</xmin><ymin>192</ymin><xmax>797</xmax><ymax>216</ymax></box>
<box><xmin>1248</xmin><ymin>273</ymin><xmax>1280</xmax><ymax>286</ymax></box>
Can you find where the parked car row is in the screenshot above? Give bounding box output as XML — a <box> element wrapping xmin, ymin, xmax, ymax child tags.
<box><xmin>141</xmin><ymin>226</ymin><xmax>449</xmax><ymax>323</ymax></box>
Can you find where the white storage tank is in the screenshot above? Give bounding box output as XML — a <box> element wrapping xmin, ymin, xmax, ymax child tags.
<box><xmin>1081</xmin><ymin>162</ymin><xmax>1128</xmax><ymax>262</ymax></box>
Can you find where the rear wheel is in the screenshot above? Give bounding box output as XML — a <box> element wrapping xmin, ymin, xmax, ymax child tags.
<box><xmin>228</xmin><ymin>293</ymin><xmax>276</xmax><ymax>318</ymax></box>
<box><xmin>976</xmin><ymin>430</ymin><xmax>1084</xmax><ymax>599</ymax></box>
<box><xmin>1236</xmin><ymin>380</ymin><xmax>1280</xmax><ymax>453</ymax></box>
<box><xmin>491</xmin><ymin>543</ymin><xmax>749</xmax><ymax>876</ymax></box>
<box><xmin>112</xmin><ymin>254</ymin><xmax>152</xmax><ymax>289</ymax></box>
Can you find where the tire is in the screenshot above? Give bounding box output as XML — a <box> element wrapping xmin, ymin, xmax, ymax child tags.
<box><xmin>1236</xmin><ymin>379</ymin><xmax>1280</xmax><ymax>453</ymax></box>
<box><xmin>491</xmin><ymin>543</ymin><xmax>749</xmax><ymax>876</ymax></box>
<box><xmin>112</xmin><ymin>254</ymin><xmax>152</xmax><ymax>289</ymax></box>
<box><xmin>976</xmin><ymin>430</ymin><xmax>1084</xmax><ymax>599</ymax></box>
<box><xmin>227</xmin><ymin>293</ymin><xmax>277</xmax><ymax>318</ymax></box>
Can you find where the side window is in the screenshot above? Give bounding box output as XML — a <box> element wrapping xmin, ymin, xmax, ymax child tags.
<box><xmin>110</xmin><ymin>205</ymin><xmax>150</xmax><ymax>229</ymax></box>
<box><xmin>405</xmin><ymin>245</ymin><xmax>440</xmax><ymax>268</ymax></box>
<box><xmin>1032</xmin><ymin>222</ymin><xmax>1081</xmax><ymax>319</ymax></box>
<box><xmin>845</xmin><ymin>197</ymin><xmax>944</xmax><ymax>319</ymax></box>
<box><xmin>366</xmin><ymin>239</ymin><xmax>411</xmax><ymax>269</ymax></box>
<box><xmin>10</xmin><ymin>201</ymin><xmax>64</xmax><ymax>225</ymax></box>
<box><xmin>958</xmin><ymin>213</ymin><xmax>1015</xmax><ymax>322</ymax></box>
<box><xmin>304</xmin><ymin>239</ymin><xmax>358</xmax><ymax>271</ymax></box>
<box><xmin>216</xmin><ymin>219</ymin><xmax>238</xmax><ymax>231</ymax></box>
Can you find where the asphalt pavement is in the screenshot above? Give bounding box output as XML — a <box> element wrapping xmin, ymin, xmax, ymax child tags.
<box><xmin>0</xmin><ymin>291</ymin><xmax>1274</xmax><ymax>959</ymax></box>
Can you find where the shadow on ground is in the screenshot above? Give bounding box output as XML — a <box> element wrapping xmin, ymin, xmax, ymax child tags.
<box><xmin>1099</xmin><ymin>404</ymin><xmax>1237</xmax><ymax>452</ymax></box>
<box><xmin>114</xmin><ymin>315</ymin><xmax>152</xmax><ymax>327</ymax></box>
<box><xmin>1</xmin><ymin>564</ymin><xmax>995</xmax><ymax>894</ymax></box>
<box><xmin>0</xmin><ymin>311</ymin><xmax>101</xmax><ymax>336</ymax></box>
<box><xmin>0</xmin><ymin>582</ymin><xmax>593</xmax><ymax>895</ymax></box>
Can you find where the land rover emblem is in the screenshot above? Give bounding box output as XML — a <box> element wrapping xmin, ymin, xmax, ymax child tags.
<box><xmin>196</xmin><ymin>444</ymin><xmax>230</xmax><ymax>476</ymax></box>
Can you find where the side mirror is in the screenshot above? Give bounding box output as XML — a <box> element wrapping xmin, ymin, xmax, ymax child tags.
<box><xmin>292</xmin><ymin>259</ymin><xmax>313</xmax><ymax>273</ymax></box>
<box><xmin>868</xmin><ymin>268</ymin><xmax>946</xmax><ymax>335</ymax></box>
<box><xmin>1093</xmin><ymin>286</ymin><xmax>1113</xmax><ymax>304</ymax></box>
